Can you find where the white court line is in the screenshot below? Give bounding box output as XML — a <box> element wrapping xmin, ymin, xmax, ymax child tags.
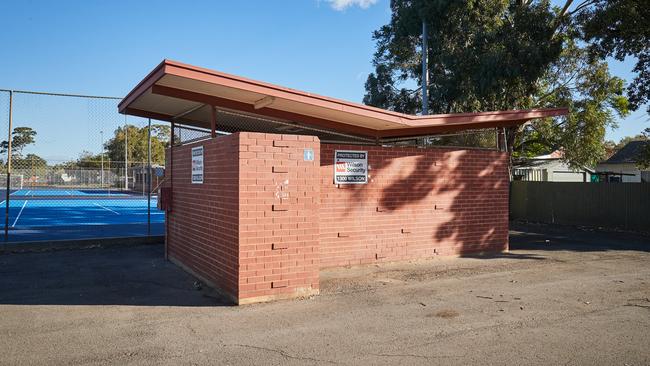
<box><xmin>93</xmin><ymin>202</ymin><xmax>121</xmax><ymax>215</ymax></box>
<box><xmin>11</xmin><ymin>200</ymin><xmax>27</xmax><ymax>227</ymax></box>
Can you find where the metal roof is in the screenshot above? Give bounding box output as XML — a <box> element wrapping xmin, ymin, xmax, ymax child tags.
<box><xmin>119</xmin><ymin>59</ymin><xmax>568</xmax><ymax>140</ymax></box>
<box><xmin>604</xmin><ymin>141</ymin><xmax>649</xmax><ymax>164</ymax></box>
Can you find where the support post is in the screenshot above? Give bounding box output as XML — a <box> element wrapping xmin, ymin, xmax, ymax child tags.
<box><xmin>100</xmin><ymin>130</ymin><xmax>104</xmax><ymax>188</ymax></box>
<box><xmin>166</xmin><ymin>121</ymin><xmax>174</xmax><ymax>260</ymax></box>
<box><xmin>124</xmin><ymin>114</ymin><xmax>128</xmax><ymax>190</ymax></box>
<box><xmin>4</xmin><ymin>91</ymin><xmax>13</xmax><ymax>241</ymax></box>
<box><xmin>210</xmin><ymin>105</ymin><xmax>217</xmax><ymax>138</ymax></box>
<box><xmin>147</xmin><ymin>118</ymin><xmax>152</xmax><ymax>236</ymax></box>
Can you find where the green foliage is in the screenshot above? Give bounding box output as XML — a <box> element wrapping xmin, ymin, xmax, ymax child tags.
<box><xmin>13</xmin><ymin>153</ymin><xmax>48</xmax><ymax>176</ymax></box>
<box><xmin>14</xmin><ymin>153</ymin><xmax>47</xmax><ymax>168</ymax></box>
<box><xmin>0</xmin><ymin>127</ymin><xmax>37</xmax><ymax>157</ymax></box>
<box><xmin>424</xmin><ymin>130</ymin><xmax>497</xmax><ymax>149</ymax></box>
<box><xmin>54</xmin><ymin>124</ymin><xmax>170</xmax><ymax>169</ymax></box>
<box><xmin>606</xmin><ymin>132</ymin><xmax>649</xmax><ymax>152</ymax></box>
<box><xmin>363</xmin><ymin>0</ymin><xmax>633</xmax><ymax>169</ymax></box>
<box><xmin>522</xmin><ymin>44</ymin><xmax>629</xmax><ymax>168</ymax></box>
<box><xmin>634</xmin><ymin>128</ymin><xmax>650</xmax><ymax>169</ymax></box>
<box><xmin>104</xmin><ymin>124</ymin><xmax>170</xmax><ymax>166</ymax></box>
<box><xmin>580</xmin><ymin>0</ymin><xmax>650</xmax><ymax>113</ymax></box>
<box><xmin>365</xmin><ymin>0</ymin><xmax>563</xmax><ymax>114</ymax></box>
<box><xmin>57</xmin><ymin>151</ymin><xmax>106</xmax><ymax>169</ymax></box>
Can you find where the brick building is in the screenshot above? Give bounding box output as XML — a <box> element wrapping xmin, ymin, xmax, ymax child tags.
<box><xmin>120</xmin><ymin>60</ymin><xmax>566</xmax><ymax>304</ymax></box>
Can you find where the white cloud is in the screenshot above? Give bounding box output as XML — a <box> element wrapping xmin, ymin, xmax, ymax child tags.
<box><xmin>325</xmin><ymin>0</ymin><xmax>378</xmax><ymax>11</ymax></box>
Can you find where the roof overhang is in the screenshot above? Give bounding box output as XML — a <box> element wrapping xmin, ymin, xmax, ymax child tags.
<box><xmin>119</xmin><ymin>59</ymin><xmax>568</xmax><ymax>139</ymax></box>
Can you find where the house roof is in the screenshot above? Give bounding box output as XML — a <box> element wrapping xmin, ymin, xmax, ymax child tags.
<box><xmin>514</xmin><ymin>158</ymin><xmax>595</xmax><ymax>173</ymax></box>
<box><xmin>531</xmin><ymin>150</ymin><xmax>564</xmax><ymax>159</ymax></box>
<box><xmin>118</xmin><ymin>60</ymin><xmax>568</xmax><ymax>140</ymax></box>
<box><xmin>604</xmin><ymin>140</ymin><xmax>649</xmax><ymax>164</ymax></box>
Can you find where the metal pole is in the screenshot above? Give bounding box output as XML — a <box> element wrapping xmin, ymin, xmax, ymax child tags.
<box><xmin>4</xmin><ymin>91</ymin><xmax>13</xmax><ymax>241</ymax></box>
<box><xmin>124</xmin><ymin>115</ymin><xmax>128</xmax><ymax>190</ymax></box>
<box><xmin>421</xmin><ymin>19</ymin><xmax>429</xmax><ymax>115</ymax></box>
<box><xmin>147</xmin><ymin>118</ymin><xmax>152</xmax><ymax>236</ymax></box>
<box><xmin>166</xmin><ymin>121</ymin><xmax>174</xmax><ymax>260</ymax></box>
<box><xmin>100</xmin><ymin>130</ymin><xmax>104</xmax><ymax>188</ymax></box>
<box><xmin>108</xmin><ymin>158</ymin><xmax>111</xmax><ymax>194</ymax></box>
<box><xmin>210</xmin><ymin>106</ymin><xmax>217</xmax><ymax>138</ymax></box>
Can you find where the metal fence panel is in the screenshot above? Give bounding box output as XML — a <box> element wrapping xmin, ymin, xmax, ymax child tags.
<box><xmin>0</xmin><ymin>89</ymin><xmax>167</xmax><ymax>243</ymax></box>
<box><xmin>510</xmin><ymin>181</ymin><xmax>650</xmax><ymax>231</ymax></box>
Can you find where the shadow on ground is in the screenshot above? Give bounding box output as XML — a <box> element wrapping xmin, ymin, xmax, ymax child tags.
<box><xmin>510</xmin><ymin>221</ymin><xmax>650</xmax><ymax>252</ymax></box>
<box><xmin>0</xmin><ymin>244</ymin><xmax>230</xmax><ymax>306</ymax></box>
<box><xmin>1</xmin><ymin>223</ymin><xmax>648</xmax><ymax>307</ymax></box>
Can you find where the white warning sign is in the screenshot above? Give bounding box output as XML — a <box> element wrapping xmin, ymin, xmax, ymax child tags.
<box><xmin>191</xmin><ymin>146</ymin><xmax>204</xmax><ymax>184</ymax></box>
<box><xmin>334</xmin><ymin>150</ymin><xmax>368</xmax><ymax>184</ymax></box>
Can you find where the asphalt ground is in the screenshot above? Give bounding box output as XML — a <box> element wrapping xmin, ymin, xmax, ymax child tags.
<box><xmin>0</xmin><ymin>222</ymin><xmax>648</xmax><ymax>365</ymax></box>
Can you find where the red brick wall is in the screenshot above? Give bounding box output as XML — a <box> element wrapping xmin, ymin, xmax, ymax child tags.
<box><xmin>237</xmin><ymin>132</ymin><xmax>320</xmax><ymax>303</ymax></box>
<box><xmin>166</xmin><ymin>134</ymin><xmax>240</xmax><ymax>300</ymax></box>
<box><xmin>166</xmin><ymin>133</ymin><xmax>508</xmax><ymax>304</ymax></box>
<box><xmin>166</xmin><ymin>132</ymin><xmax>320</xmax><ymax>304</ymax></box>
<box><xmin>319</xmin><ymin>144</ymin><xmax>509</xmax><ymax>268</ymax></box>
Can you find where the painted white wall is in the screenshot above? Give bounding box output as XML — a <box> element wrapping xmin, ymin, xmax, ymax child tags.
<box><xmin>595</xmin><ymin>163</ymin><xmax>641</xmax><ymax>182</ymax></box>
<box><xmin>515</xmin><ymin>159</ymin><xmax>590</xmax><ymax>182</ymax></box>
<box><xmin>549</xmin><ymin>170</ymin><xmax>587</xmax><ymax>182</ymax></box>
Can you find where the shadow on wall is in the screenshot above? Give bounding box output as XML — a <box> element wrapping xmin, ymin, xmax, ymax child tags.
<box><xmin>430</xmin><ymin>150</ymin><xmax>509</xmax><ymax>256</ymax></box>
<box><xmin>326</xmin><ymin>147</ymin><xmax>510</xmax><ymax>258</ymax></box>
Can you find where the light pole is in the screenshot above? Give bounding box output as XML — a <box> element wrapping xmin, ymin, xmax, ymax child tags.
<box><xmin>100</xmin><ymin>130</ymin><xmax>104</xmax><ymax>188</ymax></box>
<box><xmin>421</xmin><ymin>18</ymin><xmax>429</xmax><ymax>115</ymax></box>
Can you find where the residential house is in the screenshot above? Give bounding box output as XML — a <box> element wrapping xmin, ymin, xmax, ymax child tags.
<box><xmin>513</xmin><ymin>151</ymin><xmax>594</xmax><ymax>182</ymax></box>
<box><xmin>596</xmin><ymin>141</ymin><xmax>650</xmax><ymax>183</ymax></box>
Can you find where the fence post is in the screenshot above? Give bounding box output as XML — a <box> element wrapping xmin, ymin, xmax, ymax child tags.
<box><xmin>147</xmin><ymin>118</ymin><xmax>151</xmax><ymax>236</ymax></box>
<box><xmin>4</xmin><ymin>91</ymin><xmax>13</xmax><ymax>241</ymax></box>
<box><xmin>166</xmin><ymin>121</ymin><xmax>174</xmax><ymax>260</ymax></box>
<box><xmin>124</xmin><ymin>115</ymin><xmax>128</xmax><ymax>191</ymax></box>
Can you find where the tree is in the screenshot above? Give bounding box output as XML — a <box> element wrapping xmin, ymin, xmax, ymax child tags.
<box><xmin>13</xmin><ymin>153</ymin><xmax>48</xmax><ymax>176</ymax></box>
<box><xmin>580</xmin><ymin>0</ymin><xmax>650</xmax><ymax>113</ymax></box>
<box><xmin>633</xmin><ymin>128</ymin><xmax>650</xmax><ymax>169</ymax></box>
<box><xmin>53</xmin><ymin>151</ymin><xmax>109</xmax><ymax>170</ymax></box>
<box><xmin>363</xmin><ymin>0</ymin><xmax>630</xmax><ymax>169</ymax></box>
<box><xmin>517</xmin><ymin>42</ymin><xmax>629</xmax><ymax>168</ymax></box>
<box><xmin>0</xmin><ymin>127</ymin><xmax>37</xmax><ymax>157</ymax></box>
<box><xmin>606</xmin><ymin>132</ymin><xmax>648</xmax><ymax>152</ymax></box>
<box><xmin>104</xmin><ymin>124</ymin><xmax>170</xmax><ymax>166</ymax></box>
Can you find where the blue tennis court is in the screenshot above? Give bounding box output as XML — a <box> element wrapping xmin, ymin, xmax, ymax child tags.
<box><xmin>9</xmin><ymin>189</ymin><xmax>130</xmax><ymax>197</ymax></box>
<box><xmin>2</xmin><ymin>189</ymin><xmax>165</xmax><ymax>242</ymax></box>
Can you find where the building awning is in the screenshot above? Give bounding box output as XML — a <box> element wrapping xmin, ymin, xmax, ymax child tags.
<box><xmin>119</xmin><ymin>59</ymin><xmax>568</xmax><ymax>141</ymax></box>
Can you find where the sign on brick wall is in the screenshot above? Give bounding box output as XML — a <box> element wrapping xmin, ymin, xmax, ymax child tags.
<box><xmin>191</xmin><ymin>146</ymin><xmax>204</xmax><ymax>184</ymax></box>
<box><xmin>334</xmin><ymin>150</ymin><xmax>368</xmax><ymax>184</ymax></box>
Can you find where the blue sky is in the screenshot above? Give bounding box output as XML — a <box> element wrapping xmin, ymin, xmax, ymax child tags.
<box><xmin>0</xmin><ymin>0</ymin><xmax>647</xmax><ymax>161</ymax></box>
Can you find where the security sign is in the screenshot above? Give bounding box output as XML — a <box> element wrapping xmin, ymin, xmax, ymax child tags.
<box><xmin>334</xmin><ymin>150</ymin><xmax>368</xmax><ymax>184</ymax></box>
<box><xmin>191</xmin><ymin>146</ymin><xmax>204</xmax><ymax>184</ymax></box>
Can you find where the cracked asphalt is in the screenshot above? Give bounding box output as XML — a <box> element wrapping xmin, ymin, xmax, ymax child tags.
<box><xmin>0</xmin><ymin>222</ymin><xmax>649</xmax><ymax>365</ymax></box>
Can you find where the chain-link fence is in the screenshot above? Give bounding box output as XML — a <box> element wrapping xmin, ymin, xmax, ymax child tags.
<box><xmin>0</xmin><ymin>87</ymin><xmax>500</xmax><ymax>244</ymax></box>
<box><xmin>170</xmin><ymin>107</ymin><xmax>499</xmax><ymax>150</ymax></box>
<box><xmin>0</xmin><ymin>89</ymin><xmax>167</xmax><ymax>243</ymax></box>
